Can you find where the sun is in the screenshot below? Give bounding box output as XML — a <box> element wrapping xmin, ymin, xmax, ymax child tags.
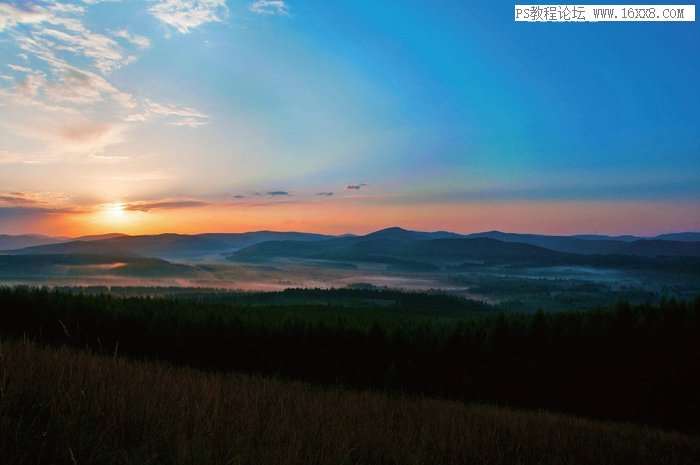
<box><xmin>102</xmin><ymin>202</ymin><xmax>127</xmax><ymax>223</ymax></box>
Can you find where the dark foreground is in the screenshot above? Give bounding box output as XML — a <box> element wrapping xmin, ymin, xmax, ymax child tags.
<box><xmin>1</xmin><ymin>339</ymin><xmax>699</xmax><ymax>465</ymax></box>
<box><xmin>2</xmin><ymin>287</ymin><xmax>699</xmax><ymax>432</ymax></box>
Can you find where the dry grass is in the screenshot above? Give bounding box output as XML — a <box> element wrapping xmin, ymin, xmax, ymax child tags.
<box><xmin>1</xmin><ymin>340</ymin><xmax>698</xmax><ymax>465</ymax></box>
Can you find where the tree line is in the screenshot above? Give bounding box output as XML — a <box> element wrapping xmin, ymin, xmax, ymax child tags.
<box><xmin>0</xmin><ymin>286</ymin><xmax>698</xmax><ymax>432</ymax></box>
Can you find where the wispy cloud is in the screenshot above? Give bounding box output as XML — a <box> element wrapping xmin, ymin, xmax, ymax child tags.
<box><xmin>149</xmin><ymin>0</ymin><xmax>229</xmax><ymax>34</ymax></box>
<box><xmin>112</xmin><ymin>29</ymin><xmax>151</xmax><ymax>49</ymax></box>
<box><xmin>125</xmin><ymin>98</ymin><xmax>209</xmax><ymax>127</ymax></box>
<box><xmin>249</xmin><ymin>0</ymin><xmax>289</xmax><ymax>16</ymax></box>
<box><xmin>346</xmin><ymin>183</ymin><xmax>367</xmax><ymax>190</ymax></box>
<box><xmin>2</xmin><ymin>2</ymin><xmax>133</xmax><ymax>75</ymax></box>
<box><xmin>0</xmin><ymin>191</ymin><xmax>73</xmax><ymax>208</ymax></box>
<box><xmin>81</xmin><ymin>1</ymin><xmax>123</xmax><ymax>5</ymax></box>
<box><xmin>0</xmin><ymin>0</ymin><xmax>209</xmax><ymax>159</ymax></box>
<box><xmin>316</xmin><ymin>192</ymin><xmax>334</xmax><ymax>197</ymax></box>
<box><xmin>7</xmin><ymin>64</ymin><xmax>32</xmax><ymax>73</ymax></box>
<box><xmin>0</xmin><ymin>193</ymin><xmax>38</xmax><ymax>205</ymax></box>
<box><xmin>123</xmin><ymin>200</ymin><xmax>209</xmax><ymax>212</ymax></box>
<box><xmin>0</xmin><ymin>150</ymin><xmax>59</xmax><ymax>165</ymax></box>
<box><xmin>267</xmin><ymin>191</ymin><xmax>290</xmax><ymax>196</ymax></box>
<box><xmin>3</xmin><ymin>111</ymin><xmax>127</xmax><ymax>155</ymax></box>
<box><xmin>56</xmin><ymin>121</ymin><xmax>126</xmax><ymax>153</ymax></box>
<box><xmin>0</xmin><ymin>3</ymin><xmax>52</xmax><ymax>32</ymax></box>
<box><xmin>0</xmin><ymin>206</ymin><xmax>72</xmax><ymax>222</ymax></box>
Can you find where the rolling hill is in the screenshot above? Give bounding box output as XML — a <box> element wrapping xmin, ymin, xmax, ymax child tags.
<box><xmin>0</xmin><ymin>234</ymin><xmax>67</xmax><ymax>250</ymax></box>
<box><xmin>229</xmin><ymin>234</ymin><xmax>574</xmax><ymax>266</ymax></box>
<box><xmin>1</xmin><ymin>231</ymin><xmax>331</xmax><ymax>260</ymax></box>
<box><xmin>229</xmin><ymin>228</ymin><xmax>700</xmax><ymax>271</ymax></box>
<box><xmin>0</xmin><ymin>254</ymin><xmax>197</xmax><ymax>278</ymax></box>
<box><xmin>2</xmin><ymin>228</ymin><xmax>698</xmax><ymax>271</ymax></box>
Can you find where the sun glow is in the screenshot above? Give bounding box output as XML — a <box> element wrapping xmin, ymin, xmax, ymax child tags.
<box><xmin>100</xmin><ymin>202</ymin><xmax>128</xmax><ymax>224</ymax></box>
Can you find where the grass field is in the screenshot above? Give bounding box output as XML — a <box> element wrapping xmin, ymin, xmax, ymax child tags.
<box><xmin>2</xmin><ymin>287</ymin><xmax>700</xmax><ymax>431</ymax></box>
<box><xmin>1</xmin><ymin>339</ymin><xmax>699</xmax><ymax>465</ymax></box>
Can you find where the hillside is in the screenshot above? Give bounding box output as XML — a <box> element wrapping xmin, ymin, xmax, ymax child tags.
<box><xmin>0</xmin><ymin>254</ymin><xmax>197</xmax><ymax>278</ymax></box>
<box><xmin>229</xmin><ymin>231</ymin><xmax>700</xmax><ymax>270</ymax></box>
<box><xmin>2</xmin><ymin>231</ymin><xmax>330</xmax><ymax>260</ymax></box>
<box><xmin>0</xmin><ymin>234</ymin><xmax>66</xmax><ymax>250</ymax></box>
<box><xmin>464</xmin><ymin>231</ymin><xmax>700</xmax><ymax>256</ymax></box>
<box><xmin>3</xmin><ymin>339</ymin><xmax>697</xmax><ymax>465</ymax></box>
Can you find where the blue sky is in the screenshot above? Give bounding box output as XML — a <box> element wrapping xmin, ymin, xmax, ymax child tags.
<box><xmin>0</xmin><ymin>1</ymin><xmax>698</xmax><ymax>235</ymax></box>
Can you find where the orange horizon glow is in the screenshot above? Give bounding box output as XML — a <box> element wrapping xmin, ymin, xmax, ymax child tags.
<box><xmin>6</xmin><ymin>199</ymin><xmax>700</xmax><ymax>238</ymax></box>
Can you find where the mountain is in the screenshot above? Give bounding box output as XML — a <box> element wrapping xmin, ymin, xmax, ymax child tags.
<box><xmin>463</xmin><ymin>231</ymin><xmax>630</xmax><ymax>255</ymax></box>
<box><xmin>654</xmin><ymin>232</ymin><xmax>700</xmax><ymax>242</ymax></box>
<box><xmin>4</xmin><ymin>228</ymin><xmax>699</xmax><ymax>268</ymax></box>
<box><xmin>462</xmin><ymin>231</ymin><xmax>700</xmax><ymax>256</ymax></box>
<box><xmin>0</xmin><ymin>234</ymin><xmax>67</xmax><ymax>250</ymax></box>
<box><xmin>364</xmin><ymin>227</ymin><xmax>464</xmax><ymax>241</ymax></box>
<box><xmin>613</xmin><ymin>239</ymin><xmax>700</xmax><ymax>257</ymax></box>
<box><xmin>229</xmin><ymin>234</ymin><xmax>571</xmax><ymax>268</ymax></box>
<box><xmin>74</xmin><ymin>233</ymin><xmax>130</xmax><ymax>241</ymax></box>
<box><xmin>571</xmin><ymin>234</ymin><xmax>640</xmax><ymax>242</ymax></box>
<box><xmin>1</xmin><ymin>231</ymin><xmax>331</xmax><ymax>260</ymax></box>
<box><xmin>0</xmin><ymin>254</ymin><xmax>196</xmax><ymax>278</ymax></box>
<box><xmin>229</xmin><ymin>228</ymin><xmax>700</xmax><ymax>271</ymax></box>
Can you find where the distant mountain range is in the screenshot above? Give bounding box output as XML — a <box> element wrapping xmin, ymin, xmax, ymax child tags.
<box><xmin>0</xmin><ymin>234</ymin><xmax>69</xmax><ymax>251</ymax></box>
<box><xmin>0</xmin><ymin>233</ymin><xmax>134</xmax><ymax>251</ymax></box>
<box><xmin>228</xmin><ymin>227</ymin><xmax>700</xmax><ymax>270</ymax></box>
<box><xmin>0</xmin><ymin>232</ymin><xmax>331</xmax><ymax>260</ymax></box>
<box><xmin>461</xmin><ymin>231</ymin><xmax>700</xmax><ymax>255</ymax></box>
<box><xmin>1</xmin><ymin>228</ymin><xmax>699</xmax><ymax>272</ymax></box>
<box><xmin>0</xmin><ymin>254</ymin><xmax>196</xmax><ymax>278</ymax></box>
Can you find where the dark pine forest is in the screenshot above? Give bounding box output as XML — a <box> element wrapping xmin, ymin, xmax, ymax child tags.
<box><xmin>1</xmin><ymin>286</ymin><xmax>699</xmax><ymax>433</ymax></box>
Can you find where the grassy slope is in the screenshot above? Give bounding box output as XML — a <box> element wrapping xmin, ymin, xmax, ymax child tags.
<box><xmin>2</xmin><ymin>287</ymin><xmax>699</xmax><ymax>431</ymax></box>
<box><xmin>1</xmin><ymin>340</ymin><xmax>699</xmax><ymax>465</ymax></box>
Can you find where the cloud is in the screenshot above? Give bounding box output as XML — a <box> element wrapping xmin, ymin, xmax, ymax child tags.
<box><xmin>0</xmin><ymin>204</ymin><xmax>80</xmax><ymax>231</ymax></box>
<box><xmin>89</xmin><ymin>154</ymin><xmax>130</xmax><ymax>162</ymax></box>
<box><xmin>0</xmin><ymin>0</ymin><xmax>209</xmax><ymax>162</ymax></box>
<box><xmin>346</xmin><ymin>184</ymin><xmax>367</xmax><ymax>190</ymax></box>
<box><xmin>7</xmin><ymin>116</ymin><xmax>127</xmax><ymax>155</ymax></box>
<box><xmin>316</xmin><ymin>192</ymin><xmax>334</xmax><ymax>197</ymax></box>
<box><xmin>169</xmin><ymin>117</ymin><xmax>208</xmax><ymax>128</ymax></box>
<box><xmin>112</xmin><ymin>29</ymin><xmax>151</xmax><ymax>49</ymax></box>
<box><xmin>1</xmin><ymin>2</ymin><xmax>133</xmax><ymax>75</ymax></box>
<box><xmin>58</xmin><ymin>121</ymin><xmax>121</xmax><ymax>145</ymax></box>
<box><xmin>0</xmin><ymin>150</ymin><xmax>59</xmax><ymax>165</ymax></box>
<box><xmin>233</xmin><ymin>195</ymin><xmax>246</xmax><ymax>199</ymax></box>
<box><xmin>0</xmin><ymin>206</ymin><xmax>69</xmax><ymax>221</ymax></box>
<box><xmin>249</xmin><ymin>1</ymin><xmax>289</xmax><ymax>16</ymax></box>
<box><xmin>81</xmin><ymin>0</ymin><xmax>123</xmax><ymax>4</ymax></box>
<box><xmin>43</xmin><ymin>66</ymin><xmax>135</xmax><ymax>107</ymax></box>
<box><xmin>126</xmin><ymin>98</ymin><xmax>208</xmax><ymax>127</ymax></box>
<box><xmin>7</xmin><ymin>64</ymin><xmax>32</xmax><ymax>73</ymax></box>
<box><xmin>0</xmin><ymin>193</ymin><xmax>38</xmax><ymax>205</ymax></box>
<box><xmin>0</xmin><ymin>190</ymin><xmax>73</xmax><ymax>208</ymax></box>
<box><xmin>0</xmin><ymin>3</ymin><xmax>51</xmax><ymax>32</ymax></box>
<box><xmin>123</xmin><ymin>200</ymin><xmax>209</xmax><ymax>212</ymax></box>
<box><xmin>149</xmin><ymin>0</ymin><xmax>229</xmax><ymax>34</ymax></box>
<box><xmin>15</xmin><ymin>72</ymin><xmax>46</xmax><ymax>98</ymax></box>
<box><xmin>38</xmin><ymin>26</ymin><xmax>128</xmax><ymax>75</ymax></box>
<box><xmin>99</xmin><ymin>171</ymin><xmax>172</xmax><ymax>182</ymax></box>
<box><xmin>267</xmin><ymin>191</ymin><xmax>290</xmax><ymax>196</ymax></box>
<box><xmin>0</xmin><ymin>4</ymin><xmax>138</xmax><ymax>110</ymax></box>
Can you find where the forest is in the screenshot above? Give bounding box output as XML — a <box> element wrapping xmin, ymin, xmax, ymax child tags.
<box><xmin>1</xmin><ymin>286</ymin><xmax>698</xmax><ymax>433</ymax></box>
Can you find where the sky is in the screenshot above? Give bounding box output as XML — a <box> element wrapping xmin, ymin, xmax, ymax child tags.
<box><xmin>0</xmin><ymin>0</ymin><xmax>698</xmax><ymax>237</ymax></box>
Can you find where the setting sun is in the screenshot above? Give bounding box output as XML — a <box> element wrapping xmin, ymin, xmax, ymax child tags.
<box><xmin>101</xmin><ymin>203</ymin><xmax>128</xmax><ymax>224</ymax></box>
